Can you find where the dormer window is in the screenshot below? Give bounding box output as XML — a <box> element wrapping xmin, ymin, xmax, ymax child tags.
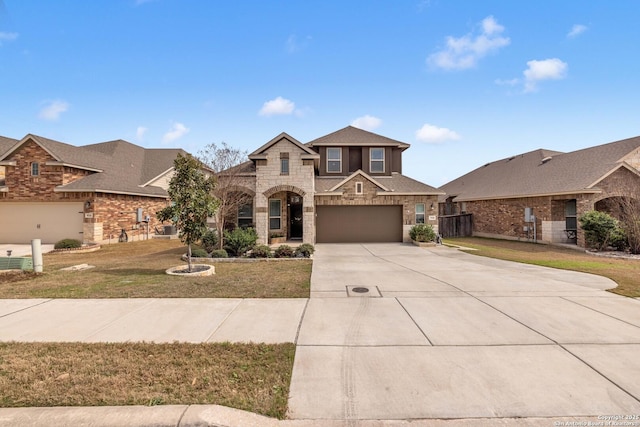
<box><xmin>31</xmin><ymin>162</ymin><xmax>40</xmax><ymax>176</ymax></box>
<box><xmin>327</xmin><ymin>148</ymin><xmax>341</xmax><ymax>173</ymax></box>
<box><xmin>370</xmin><ymin>148</ymin><xmax>384</xmax><ymax>173</ymax></box>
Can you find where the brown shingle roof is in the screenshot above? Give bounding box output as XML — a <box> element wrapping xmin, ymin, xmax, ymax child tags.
<box><xmin>307</xmin><ymin>126</ymin><xmax>410</xmax><ymax>150</ymax></box>
<box><xmin>1</xmin><ymin>134</ymin><xmax>185</xmax><ymax>198</ymax></box>
<box><xmin>0</xmin><ymin>136</ymin><xmax>19</xmax><ymax>155</ymax></box>
<box><xmin>440</xmin><ymin>136</ymin><xmax>640</xmax><ymax>202</ymax></box>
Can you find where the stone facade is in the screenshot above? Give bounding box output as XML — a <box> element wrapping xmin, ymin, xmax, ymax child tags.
<box><xmin>253</xmin><ymin>139</ymin><xmax>316</xmax><ymax>244</ymax></box>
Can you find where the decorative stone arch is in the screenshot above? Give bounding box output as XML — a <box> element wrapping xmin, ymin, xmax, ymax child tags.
<box><xmin>263</xmin><ymin>184</ymin><xmax>306</xmax><ymax>199</ymax></box>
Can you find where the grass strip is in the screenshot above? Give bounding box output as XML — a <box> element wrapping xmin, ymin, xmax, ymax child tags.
<box><xmin>446</xmin><ymin>237</ymin><xmax>640</xmax><ymax>298</ymax></box>
<box><xmin>0</xmin><ymin>342</ymin><xmax>295</xmax><ymax>419</ymax></box>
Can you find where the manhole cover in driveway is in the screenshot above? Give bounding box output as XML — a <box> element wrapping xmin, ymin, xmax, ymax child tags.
<box><xmin>346</xmin><ymin>285</ymin><xmax>382</xmax><ymax>297</ymax></box>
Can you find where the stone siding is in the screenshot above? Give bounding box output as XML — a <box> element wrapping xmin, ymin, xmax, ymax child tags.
<box><xmin>253</xmin><ymin>139</ymin><xmax>316</xmax><ymax>244</ymax></box>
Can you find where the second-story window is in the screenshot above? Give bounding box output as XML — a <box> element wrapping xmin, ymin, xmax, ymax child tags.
<box><xmin>327</xmin><ymin>148</ymin><xmax>341</xmax><ymax>173</ymax></box>
<box><xmin>31</xmin><ymin>162</ymin><xmax>40</xmax><ymax>176</ymax></box>
<box><xmin>280</xmin><ymin>158</ymin><xmax>289</xmax><ymax>175</ymax></box>
<box><xmin>370</xmin><ymin>148</ymin><xmax>384</xmax><ymax>173</ymax></box>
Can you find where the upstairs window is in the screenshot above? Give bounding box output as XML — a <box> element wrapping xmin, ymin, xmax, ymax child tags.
<box><xmin>416</xmin><ymin>203</ymin><xmax>425</xmax><ymax>224</ymax></box>
<box><xmin>280</xmin><ymin>153</ymin><xmax>289</xmax><ymax>175</ymax></box>
<box><xmin>370</xmin><ymin>148</ymin><xmax>384</xmax><ymax>173</ymax></box>
<box><xmin>31</xmin><ymin>162</ymin><xmax>40</xmax><ymax>176</ymax></box>
<box><xmin>327</xmin><ymin>148</ymin><xmax>342</xmax><ymax>173</ymax></box>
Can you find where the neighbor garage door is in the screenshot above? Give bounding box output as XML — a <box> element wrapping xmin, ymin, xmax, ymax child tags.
<box><xmin>0</xmin><ymin>202</ymin><xmax>84</xmax><ymax>244</ymax></box>
<box><xmin>316</xmin><ymin>205</ymin><xmax>402</xmax><ymax>243</ymax></box>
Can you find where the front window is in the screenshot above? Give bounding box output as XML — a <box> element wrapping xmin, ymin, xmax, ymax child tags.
<box><xmin>0</xmin><ymin>166</ymin><xmax>5</xmax><ymax>186</ymax></box>
<box><xmin>238</xmin><ymin>202</ymin><xmax>253</xmax><ymax>229</ymax></box>
<box><xmin>416</xmin><ymin>203</ymin><xmax>425</xmax><ymax>224</ymax></box>
<box><xmin>31</xmin><ymin>162</ymin><xmax>40</xmax><ymax>176</ymax></box>
<box><xmin>269</xmin><ymin>199</ymin><xmax>281</xmax><ymax>230</ymax></box>
<box><xmin>327</xmin><ymin>148</ymin><xmax>341</xmax><ymax>173</ymax></box>
<box><xmin>370</xmin><ymin>148</ymin><xmax>384</xmax><ymax>173</ymax></box>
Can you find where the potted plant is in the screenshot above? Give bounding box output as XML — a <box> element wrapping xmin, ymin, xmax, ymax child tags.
<box><xmin>270</xmin><ymin>232</ymin><xmax>286</xmax><ymax>245</ymax></box>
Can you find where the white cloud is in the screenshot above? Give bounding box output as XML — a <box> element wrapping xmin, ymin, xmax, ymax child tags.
<box><xmin>0</xmin><ymin>32</ymin><xmax>18</xmax><ymax>46</ymax></box>
<box><xmin>259</xmin><ymin>96</ymin><xmax>296</xmax><ymax>116</ymax></box>
<box><xmin>136</xmin><ymin>126</ymin><xmax>148</xmax><ymax>141</ymax></box>
<box><xmin>415</xmin><ymin>124</ymin><xmax>461</xmax><ymax>143</ymax></box>
<box><xmin>162</xmin><ymin>122</ymin><xmax>190</xmax><ymax>144</ymax></box>
<box><xmin>38</xmin><ymin>100</ymin><xmax>69</xmax><ymax>121</ymax></box>
<box><xmin>427</xmin><ymin>16</ymin><xmax>510</xmax><ymax>70</ymax></box>
<box><xmin>523</xmin><ymin>58</ymin><xmax>568</xmax><ymax>92</ymax></box>
<box><xmin>286</xmin><ymin>34</ymin><xmax>311</xmax><ymax>53</ymax></box>
<box><xmin>351</xmin><ymin>115</ymin><xmax>382</xmax><ymax>131</ymax></box>
<box><xmin>568</xmin><ymin>24</ymin><xmax>587</xmax><ymax>38</ymax></box>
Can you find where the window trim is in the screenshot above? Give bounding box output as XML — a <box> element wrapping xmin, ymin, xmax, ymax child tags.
<box><xmin>326</xmin><ymin>148</ymin><xmax>342</xmax><ymax>173</ymax></box>
<box><xmin>31</xmin><ymin>162</ymin><xmax>40</xmax><ymax>176</ymax></box>
<box><xmin>416</xmin><ymin>203</ymin><xmax>425</xmax><ymax>224</ymax></box>
<box><xmin>355</xmin><ymin>181</ymin><xmax>363</xmax><ymax>195</ymax></box>
<box><xmin>369</xmin><ymin>148</ymin><xmax>385</xmax><ymax>173</ymax></box>
<box><xmin>269</xmin><ymin>199</ymin><xmax>282</xmax><ymax>230</ymax></box>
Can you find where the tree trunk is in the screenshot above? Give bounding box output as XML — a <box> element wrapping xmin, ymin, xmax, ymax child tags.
<box><xmin>187</xmin><ymin>244</ymin><xmax>193</xmax><ymax>272</ymax></box>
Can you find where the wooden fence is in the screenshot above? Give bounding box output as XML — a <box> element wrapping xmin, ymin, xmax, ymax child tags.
<box><xmin>438</xmin><ymin>214</ymin><xmax>473</xmax><ymax>238</ymax></box>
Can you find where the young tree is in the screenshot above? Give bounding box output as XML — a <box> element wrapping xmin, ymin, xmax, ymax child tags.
<box><xmin>157</xmin><ymin>153</ymin><xmax>219</xmax><ymax>272</ymax></box>
<box><xmin>197</xmin><ymin>142</ymin><xmax>251</xmax><ymax>249</ymax></box>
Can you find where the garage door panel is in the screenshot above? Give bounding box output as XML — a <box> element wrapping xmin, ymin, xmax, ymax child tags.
<box><xmin>316</xmin><ymin>205</ymin><xmax>402</xmax><ymax>243</ymax></box>
<box><xmin>0</xmin><ymin>202</ymin><xmax>84</xmax><ymax>244</ymax></box>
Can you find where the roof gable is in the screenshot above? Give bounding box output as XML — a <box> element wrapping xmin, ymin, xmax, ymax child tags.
<box><xmin>327</xmin><ymin>170</ymin><xmax>391</xmax><ymax>192</ymax></box>
<box><xmin>249</xmin><ymin>132</ymin><xmax>319</xmax><ymax>160</ymax></box>
<box><xmin>307</xmin><ymin>126</ymin><xmax>410</xmax><ymax>150</ymax></box>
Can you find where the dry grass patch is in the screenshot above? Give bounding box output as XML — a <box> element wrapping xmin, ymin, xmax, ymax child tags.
<box><xmin>446</xmin><ymin>237</ymin><xmax>640</xmax><ymax>298</ymax></box>
<box><xmin>0</xmin><ymin>342</ymin><xmax>295</xmax><ymax>419</ymax></box>
<box><xmin>0</xmin><ymin>239</ymin><xmax>311</xmax><ymax>298</ymax></box>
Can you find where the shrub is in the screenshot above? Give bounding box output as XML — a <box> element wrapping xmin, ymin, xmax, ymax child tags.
<box><xmin>200</xmin><ymin>229</ymin><xmax>218</xmax><ymax>254</ymax></box>
<box><xmin>250</xmin><ymin>244</ymin><xmax>272</xmax><ymax>258</ymax></box>
<box><xmin>409</xmin><ymin>224</ymin><xmax>436</xmax><ymax>242</ymax></box>
<box><xmin>190</xmin><ymin>248</ymin><xmax>209</xmax><ymax>258</ymax></box>
<box><xmin>210</xmin><ymin>249</ymin><xmax>228</xmax><ymax>258</ymax></box>
<box><xmin>54</xmin><ymin>239</ymin><xmax>82</xmax><ymax>249</ymax></box>
<box><xmin>223</xmin><ymin>227</ymin><xmax>258</xmax><ymax>257</ymax></box>
<box><xmin>274</xmin><ymin>245</ymin><xmax>295</xmax><ymax>258</ymax></box>
<box><xmin>579</xmin><ymin>210</ymin><xmax>625</xmax><ymax>251</ymax></box>
<box><xmin>294</xmin><ymin>243</ymin><xmax>315</xmax><ymax>258</ymax></box>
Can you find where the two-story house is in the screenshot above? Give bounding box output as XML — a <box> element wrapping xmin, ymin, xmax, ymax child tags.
<box><xmin>221</xmin><ymin>126</ymin><xmax>443</xmax><ymax>244</ymax></box>
<box><xmin>0</xmin><ymin>134</ymin><xmax>183</xmax><ymax>244</ymax></box>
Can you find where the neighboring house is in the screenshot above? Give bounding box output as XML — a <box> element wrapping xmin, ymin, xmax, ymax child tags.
<box><xmin>438</xmin><ymin>136</ymin><xmax>640</xmax><ymax>248</ymax></box>
<box><xmin>0</xmin><ymin>134</ymin><xmax>185</xmax><ymax>244</ymax></box>
<box><xmin>219</xmin><ymin>126</ymin><xmax>443</xmax><ymax>244</ymax></box>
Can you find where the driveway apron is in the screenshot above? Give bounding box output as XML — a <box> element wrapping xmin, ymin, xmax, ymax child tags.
<box><xmin>288</xmin><ymin>243</ymin><xmax>640</xmax><ymax>421</ymax></box>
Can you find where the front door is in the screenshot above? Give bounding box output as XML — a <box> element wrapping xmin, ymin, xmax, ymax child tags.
<box><xmin>289</xmin><ymin>201</ymin><xmax>303</xmax><ymax>240</ymax></box>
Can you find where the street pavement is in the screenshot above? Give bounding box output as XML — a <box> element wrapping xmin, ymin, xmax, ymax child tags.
<box><xmin>1</xmin><ymin>243</ymin><xmax>640</xmax><ymax>426</ymax></box>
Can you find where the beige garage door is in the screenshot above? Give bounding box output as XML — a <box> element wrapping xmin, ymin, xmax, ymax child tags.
<box><xmin>316</xmin><ymin>205</ymin><xmax>403</xmax><ymax>243</ymax></box>
<box><xmin>0</xmin><ymin>202</ymin><xmax>84</xmax><ymax>244</ymax></box>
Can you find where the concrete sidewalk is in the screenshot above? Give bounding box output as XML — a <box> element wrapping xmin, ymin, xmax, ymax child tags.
<box><xmin>1</xmin><ymin>243</ymin><xmax>639</xmax><ymax>426</ymax></box>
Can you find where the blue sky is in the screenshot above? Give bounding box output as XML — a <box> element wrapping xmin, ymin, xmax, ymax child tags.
<box><xmin>1</xmin><ymin>0</ymin><xmax>639</xmax><ymax>186</ymax></box>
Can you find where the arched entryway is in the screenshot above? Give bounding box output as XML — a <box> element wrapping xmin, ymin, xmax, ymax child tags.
<box><xmin>263</xmin><ymin>185</ymin><xmax>307</xmax><ymax>241</ymax></box>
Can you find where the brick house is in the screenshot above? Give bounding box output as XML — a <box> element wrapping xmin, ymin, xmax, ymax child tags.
<box><xmin>0</xmin><ymin>134</ymin><xmax>185</xmax><ymax>244</ymax></box>
<box><xmin>438</xmin><ymin>136</ymin><xmax>640</xmax><ymax>248</ymax></box>
<box><xmin>220</xmin><ymin>126</ymin><xmax>443</xmax><ymax>244</ymax></box>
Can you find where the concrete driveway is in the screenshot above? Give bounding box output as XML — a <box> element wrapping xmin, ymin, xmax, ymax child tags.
<box><xmin>288</xmin><ymin>243</ymin><xmax>640</xmax><ymax>421</ymax></box>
